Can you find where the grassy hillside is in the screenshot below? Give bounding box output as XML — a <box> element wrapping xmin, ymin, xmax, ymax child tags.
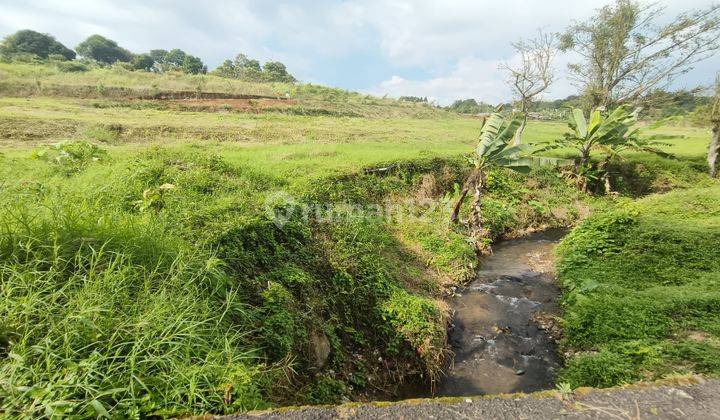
<box><xmin>0</xmin><ymin>63</ymin><xmax>448</xmax><ymax>118</ymax></box>
<box><xmin>0</xmin><ymin>61</ymin><xmax>716</xmax><ymax>417</ymax></box>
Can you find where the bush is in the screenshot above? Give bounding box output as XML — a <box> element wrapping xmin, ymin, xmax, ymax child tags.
<box><xmin>381</xmin><ymin>289</ymin><xmax>446</xmax><ymax>377</ymax></box>
<box><xmin>32</xmin><ymin>140</ymin><xmax>107</xmax><ymax>175</ymax></box>
<box><xmin>56</xmin><ymin>60</ymin><xmax>89</xmax><ymax>73</ymax></box>
<box><xmin>560</xmin><ymin>350</ymin><xmax>639</xmax><ymax>388</ymax></box>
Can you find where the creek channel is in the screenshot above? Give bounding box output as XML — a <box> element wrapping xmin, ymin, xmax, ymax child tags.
<box><xmin>405</xmin><ymin>228</ymin><xmax>566</xmax><ymax>398</ymax></box>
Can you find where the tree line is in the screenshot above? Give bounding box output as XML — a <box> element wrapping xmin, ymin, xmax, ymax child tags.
<box><xmin>0</xmin><ymin>29</ymin><xmax>296</xmax><ymax>82</ymax></box>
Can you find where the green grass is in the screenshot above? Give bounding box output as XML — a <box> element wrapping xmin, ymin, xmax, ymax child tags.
<box><xmin>0</xmin><ymin>136</ymin><xmax>591</xmax><ymax>417</ymax></box>
<box><xmin>557</xmin><ymin>187</ymin><xmax>720</xmax><ymax>388</ymax></box>
<box><xmin>0</xmin><ymin>61</ymin><xmax>717</xmax><ymax>417</ymax></box>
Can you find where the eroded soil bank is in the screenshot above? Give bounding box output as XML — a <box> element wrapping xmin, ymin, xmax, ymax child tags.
<box><xmin>406</xmin><ymin>229</ymin><xmax>566</xmax><ymax>398</ymax></box>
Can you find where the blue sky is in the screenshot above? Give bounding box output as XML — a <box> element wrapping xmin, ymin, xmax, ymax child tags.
<box><xmin>2</xmin><ymin>0</ymin><xmax>718</xmax><ymax>105</ymax></box>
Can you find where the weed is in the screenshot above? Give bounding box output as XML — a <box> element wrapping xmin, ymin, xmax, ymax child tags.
<box><xmin>31</xmin><ymin>140</ymin><xmax>107</xmax><ymax>175</ymax></box>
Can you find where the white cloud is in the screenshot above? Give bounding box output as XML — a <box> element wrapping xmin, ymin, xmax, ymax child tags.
<box><xmin>368</xmin><ymin>50</ymin><xmax>579</xmax><ymax>106</ymax></box>
<box><xmin>363</xmin><ymin>0</ymin><xmax>720</xmax><ymax>104</ymax></box>
<box><xmin>369</xmin><ymin>57</ymin><xmax>508</xmax><ymax>105</ymax></box>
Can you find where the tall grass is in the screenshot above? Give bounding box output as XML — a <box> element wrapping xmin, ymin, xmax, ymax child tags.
<box><xmin>0</xmin><ymin>191</ymin><xmax>271</xmax><ymax>417</ymax></box>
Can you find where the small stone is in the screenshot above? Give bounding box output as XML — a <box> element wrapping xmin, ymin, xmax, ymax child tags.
<box><xmin>464</xmin><ymin>398</ymin><xmax>472</xmax><ymax>403</ymax></box>
<box><xmin>668</xmin><ymin>389</ymin><xmax>693</xmax><ymax>399</ymax></box>
<box><xmin>515</xmin><ymin>369</ymin><xmax>526</xmax><ymax>375</ymax></box>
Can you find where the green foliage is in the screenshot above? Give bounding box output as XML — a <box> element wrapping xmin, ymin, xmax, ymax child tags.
<box><xmin>263</xmin><ymin>61</ymin><xmax>296</xmax><ymax>83</ymax></box>
<box><xmin>540</xmin><ymin>106</ymin><xmax>672</xmax><ymax>191</ymax></box>
<box><xmin>32</xmin><ymin>140</ymin><xmax>107</xmax><ymax>175</ymax></box>
<box><xmin>640</xmin><ymin>88</ymin><xmax>712</xmax><ymax>120</ymax></box>
<box><xmin>131</xmin><ymin>53</ymin><xmax>155</xmax><ymax>71</ymax></box>
<box><xmin>1</xmin><ymin>29</ymin><xmax>75</xmax><ymax>60</ymax></box>
<box><xmin>305</xmin><ymin>376</ymin><xmax>348</xmax><ymax>404</ymax></box>
<box><xmin>212</xmin><ymin>53</ymin><xmax>296</xmax><ymax>82</ymax></box>
<box><xmin>0</xmin><ymin>145</ymin><xmax>502</xmax><ymax>415</ymax></box>
<box><xmin>135</xmin><ymin>48</ymin><xmax>205</xmax><ymax>74</ymax></box>
<box><xmin>76</xmin><ymin>34</ymin><xmax>133</xmax><ymax>64</ymax></box>
<box><xmin>473</xmin><ymin>112</ymin><xmax>571</xmax><ymax>172</ymax></box>
<box><xmin>556</xmin><ymin>209</ymin><xmax>636</xmax><ymax>270</ymax></box>
<box><xmin>548</xmin><ymin>106</ymin><xmax>642</xmax><ymax>162</ymax></box>
<box><xmin>182</xmin><ymin>54</ymin><xmax>206</xmax><ymax>75</ymax></box>
<box><xmin>0</xmin><ymin>57</ymin><xmax>713</xmax><ymax>414</ymax></box>
<box><xmin>258</xmin><ymin>282</ymin><xmax>304</xmax><ymax>360</ymax></box>
<box><xmin>481</xmin><ymin>197</ymin><xmax>517</xmax><ymax>237</ymax></box>
<box><xmin>560</xmin><ymin>349</ymin><xmax>642</xmax><ymax>388</ymax></box>
<box><xmin>381</xmin><ymin>289</ymin><xmax>446</xmax><ymax>376</ymax></box>
<box><xmin>0</xmin><ymin>195</ymin><xmax>269</xmax><ymax>416</ymax></box>
<box><xmin>55</xmin><ymin>60</ymin><xmax>89</xmax><ymax>73</ymax></box>
<box><xmin>82</xmin><ymin>124</ymin><xmax>122</xmax><ymax>143</ymax></box>
<box><xmin>446</xmin><ymin>98</ymin><xmax>494</xmax><ymax>114</ymax></box>
<box><xmin>558</xmin><ymin>187</ymin><xmax>720</xmax><ymax>388</ymax></box>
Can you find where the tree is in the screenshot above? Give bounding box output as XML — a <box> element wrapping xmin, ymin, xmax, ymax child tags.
<box><xmin>560</xmin><ymin>0</ymin><xmax>720</xmax><ymax>110</ymax></box>
<box><xmin>233</xmin><ymin>54</ymin><xmax>263</xmax><ymax>79</ymax></box>
<box><xmin>263</xmin><ymin>61</ymin><xmax>296</xmax><ymax>83</ymax></box>
<box><xmin>501</xmin><ymin>31</ymin><xmax>556</xmax><ymax>145</ymax></box>
<box><xmin>450</xmin><ymin>111</ymin><xmax>571</xmax><ymax>254</ymax></box>
<box><xmin>214</xmin><ymin>59</ymin><xmax>236</xmax><ymax>78</ymax></box>
<box><xmin>1</xmin><ymin>29</ymin><xmax>75</xmax><ymax>60</ymax></box>
<box><xmin>131</xmin><ymin>54</ymin><xmax>155</xmax><ymax>71</ymax></box>
<box><xmin>446</xmin><ymin>99</ymin><xmax>495</xmax><ymax>114</ymax></box>
<box><xmin>233</xmin><ymin>54</ymin><xmax>260</xmax><ymax>71</ymax></box>
<box><xmin>710</xmin><ymin>73</ymin><xmax>720</xmax><ymax>178</ymax></box>
<box><xmin>182</xmin><ymin>54</ymin><xmax>206</xmax><ymax>75</ymax></box>
<box><xmin>163</xmin><ymin>49</ymin><xmax>186</xmax><ymax>68</ymax></box>
<box><xmin>76</xmin><ymin>35</ymin><xmax>132</xmax><ymax>64</ymax></box>
<box><xmin>148</xmin><ymin>49</ymin><xmax>169</xmax><ymax>71</ymax></box>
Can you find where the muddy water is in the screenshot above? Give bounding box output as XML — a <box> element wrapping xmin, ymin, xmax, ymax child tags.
<box><xmin>437</xmin><ymin>229</ymin><xmax>566</xmax><ymax>397</ymax></box>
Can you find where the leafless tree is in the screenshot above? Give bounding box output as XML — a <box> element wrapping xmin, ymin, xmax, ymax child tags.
<box><xmin>501</xmin><ymin>31</ymin><xmax>556</xmax><ymax>145</ymax></box>
<box><xmin>560</xmin><ymin>0</ymin><xmax>720</xmax><ymax>110</ymax></box>
<box><xmin>710</xmin><ymin>73</ymin><xmax>720</xmax><ymax>178</ymax></box>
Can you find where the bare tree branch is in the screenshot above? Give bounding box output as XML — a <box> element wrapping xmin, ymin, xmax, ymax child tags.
<box><xmin>501</xmin><ymin>30</ymin><xmax>556</xmax><ymax>144</ymax></box>
<box><xmin>560</xmin><ymin>0</ymin><xmax>720</xmax><ymax>109</ymax></box>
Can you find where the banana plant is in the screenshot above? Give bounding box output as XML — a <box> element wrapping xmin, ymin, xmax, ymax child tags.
<box><xmin>450</xmin><ymin>111</ymin><xmax>571</xmax><ymax>255</ymax></box>
<box><xmin>538</xmin><ymin>106</ymin><xmax>672</xmax><ymax>192</ymax></box>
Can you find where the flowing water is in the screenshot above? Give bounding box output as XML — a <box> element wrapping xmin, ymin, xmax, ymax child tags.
<box><xmin>432</xmin><ymin>229</ymin><xmax>566</xmax><ymax>397</ymax></box>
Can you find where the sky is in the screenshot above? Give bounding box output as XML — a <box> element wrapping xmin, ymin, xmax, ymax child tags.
<box><xmin>1</xmin><ymin>0</ymin><xmax>718</xmax><ymax>105</ymax></box>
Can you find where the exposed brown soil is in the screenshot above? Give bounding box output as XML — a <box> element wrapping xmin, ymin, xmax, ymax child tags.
<box><xmin>166</xmin><ymin>97</ymin><xmax>296</xmax><ymax>112</ymax></box>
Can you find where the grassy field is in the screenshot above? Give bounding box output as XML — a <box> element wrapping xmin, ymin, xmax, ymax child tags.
<box><xmin>0</xmin><ymin>62</ymin><xmax>717</xmax><ymax>417</ymax></box>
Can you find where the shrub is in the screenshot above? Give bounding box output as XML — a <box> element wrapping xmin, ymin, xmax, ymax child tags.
<box><xmin>56</xmin><ymin>60</ymin><xmax>89</xmax><ymax>73</ymax></box>
<box><xmin>560</xmin><ymin>350</ymin><xmax>639</xmax><ymax>388</ymax></box>
<box><xmin>32</xmin><ymin>140</ymin><xmax>107</xmax><ymax>175</ymax></box>
<box><xmin>381</xmin><ymin>289</ymin><xmax>446</xmax><ymax>378</ymax></box>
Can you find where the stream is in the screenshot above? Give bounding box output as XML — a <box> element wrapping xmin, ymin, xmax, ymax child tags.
<box><xmin>417</xmin><ymin>229</ymin><xmax>566</xmax><ymax>398</ymax></box>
